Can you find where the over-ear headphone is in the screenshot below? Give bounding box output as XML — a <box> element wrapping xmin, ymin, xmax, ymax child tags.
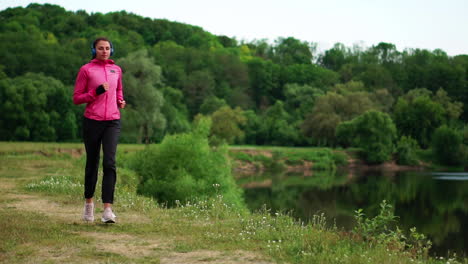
<box><xmin>91</xmin><ymin>40</ymin><xmax>114</xmax><ymax>57</ymax></box>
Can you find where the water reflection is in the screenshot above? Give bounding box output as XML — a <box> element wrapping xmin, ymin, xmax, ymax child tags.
<box><xmin>237</xmin><ymin>168</ymin><xmax>468</xmax><ymax>257</ymax></box>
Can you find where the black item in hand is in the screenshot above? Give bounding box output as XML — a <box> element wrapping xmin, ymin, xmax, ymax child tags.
<box><xmin>96</xmin><ymin>85</ymin><xmax>106</xmax><ymax>95</ymax></box>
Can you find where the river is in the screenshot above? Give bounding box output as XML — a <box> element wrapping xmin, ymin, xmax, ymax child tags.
<box><xmin>236</xmin><ymin>169</ymin><xmax>468</xmax><ymax>257</ymax></box>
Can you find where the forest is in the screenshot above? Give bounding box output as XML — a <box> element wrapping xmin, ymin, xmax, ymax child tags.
<box><xmin>0</xmin><ymin>3</ymin><xmax>467</xmax><ymax>165</ymax></box>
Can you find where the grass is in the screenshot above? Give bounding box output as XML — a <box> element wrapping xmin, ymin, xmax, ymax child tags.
<box><xmin>0</xmin><ymin>142</ymin><xmax>466</xmax><ymax>264</ymax></box>
<box><xmin>229</xmin><ymin>145</ymin><xmax>347</xmax><ymax>172</ymax></box>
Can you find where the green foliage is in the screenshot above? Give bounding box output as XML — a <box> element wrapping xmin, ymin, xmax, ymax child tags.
<box><xmin>331</xmin><ymin>151</ymin><xmax>349</xmax><ymax>166</ymax></box>
<box><xmin>431</xmin><ymin>125</ymin><xmax>465</xmax><ymax>166</ymax></box>
<box><xmin>396</xmin><ymin>136</ymin><xmax>420</xmax><ymax>165</ymax></box>
<box><xmin>199</xmin><ymin>96</ymin><xmax>227</xmax><ymax>115</ymax></box>
<box><xmin>336</xmin><ymin>110</ymin><xmax>397</xmax><ymax>164</ymax></box>
<box><xmin>302</xmin><ymin>90</ymin><xmax>376</xmax><ymax>146</ymax></box>
<box><xmin>118</xmin><ymin>49</ymin><xmax>166</xmax><ymax>144</ymax></box>
<box><xmin>354</xmin><ymin>200</ymin><xmax>432</xmax><ymax>258</ymax></box>
<box><xmin>209</xmin><ymin>106</ymin><xmax>246</xmax><ymax>145</ymax></box>
<box><xmin>0</xmin><ymin>72</ymin><xmax>78</xmax><ymax>141</ymax></box>
<box><xmin>272</xmin><ymin>37</ymin><xmax>314</xmax><ymax>65</ymax></box>
<box><xmin>393</xmin><ymin>91</ymin><xmax>446</xmax><ymax>148</ymax></box>
<box><xmin>0</xmin><ymin>4</ymin><xmax>467</xmax><ymax>146</ymax></box>
<box><xmin>283</xmin><ymin>83</ymin><xmax>324</xmax><ymax>119</ymax></box>
<box><xmin>257</xmin><ymin>101</ymin><xmax>299</xmax><ymax>146</ymax></box>
<box><xmin>131</xmin><ymin>117</ymin><xmax>244</xmax><ymax>208</ymax></box>
<box><xmin>160</xmin><ymin>86</ymin><xmax>191</xmax><ymax>136</ymax></box>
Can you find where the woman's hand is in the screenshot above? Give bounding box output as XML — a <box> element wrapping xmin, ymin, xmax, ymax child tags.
<box><xmin>118</xmin><ymin>100</ymin><xmax>126</xmax><ymax>109</ymax></box>
<box><xmin>102</xmin><ymin>82</ymin><xmax>109</xmax><ymax>91</ymax></box>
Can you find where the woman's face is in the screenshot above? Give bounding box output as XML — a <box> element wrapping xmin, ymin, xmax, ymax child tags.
<box><xmin>95</xmin><ymin>40</ymin><xmax>111</xmax><ymax>60</ymax></box>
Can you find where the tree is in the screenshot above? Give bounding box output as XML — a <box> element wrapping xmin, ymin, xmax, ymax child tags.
<box><xmin>283</xmin><ymin>83</ymin><xmax>324</xmax><ymax>119</ymax></box>
<box><xmin>160</xmin><ymin>86</ymin><xmax>191</xmax><ymax>136</ymax></box>
<box><xmin>258</xmin><ymin>101</ymin><xmax>299</xmax><ymax>146</ymax></box>
<box><xmin>393</xmin><ymin>92</ymin><xmax>446</xmax><ymax>148</ymax></box>
<box><xmin>183</xmin><ymin>69</ymin><xmax>215</xmax><ymax>116</ymax></box>
<box><xmin>210</xmin><ymin>106</ymin><xmax>246</xmax><ymax>145</ymax></box>
<box><xmin>0</xmin><ymin>72</ymin><xmax>75</xmax><ymax>141</ymax></box>
<box><xmin>281</xmin><ymin>64</ymin><xmax>340</xmax><ymax>89</ymax></box>
<box><xmin>118</xmin><ymin>49</ymin><xmax>166</xmax><ymax>144</ymax></box>
<box><xmin>302</xmin><ymin>91</ymin><xmax>375</xmax><ymax>146</ymax></box>
<box><xmin>241</xmin><ymin>110</ymin><xmax>261</xmax><ymax>145</ymax></box>
<box><xmin>336</xmin><ymin>110</ymin><xmax>397</xmax><ymax>164</ymax></box>
<box><xmin>272</xmin><ymin>37</ymin><xmax>314</xmax><ymax>65</ymax></box>
<box><xmin>199</xmin><ymin>96</ymin><xmax>227</xmax><ymax>115</ymax></box>
<box><xmin>247</xmin><ymin>58</ymin><xmax>280</xmax><ymax>109</ymax></box>
<box><xmin>396</xmin><ymin>136</ymin><xmax>420</xmax><ymax>166</ymax></box>
<box><xmin>432</xmin><ymin>125</ymin><xmax>465</xmax><ymax>166</ymax></box>
<box><xmin>320</xmin><ymin>43</ymin><xmax>348</xmax><ymax>71</ymax></box>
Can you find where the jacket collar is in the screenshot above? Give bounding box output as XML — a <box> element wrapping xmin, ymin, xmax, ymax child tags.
<box><xmin>90</xmin><ymin>58</ymin><xmax>115</xmax><ymax>65</ymax></box>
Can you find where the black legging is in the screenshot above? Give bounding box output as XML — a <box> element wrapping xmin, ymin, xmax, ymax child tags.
<box><xmin>83</xmin><ymin>117</ymin><xmax>121</xmax><ymax>204</ymax></box>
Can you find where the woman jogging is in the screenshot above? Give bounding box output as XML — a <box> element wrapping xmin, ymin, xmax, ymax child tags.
<box><xmin>73</xmin><ymin>37</ymin><xmax>125</xmax><ymax>223</ymax></box>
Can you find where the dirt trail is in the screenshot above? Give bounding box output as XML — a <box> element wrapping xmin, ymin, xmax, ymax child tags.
<box><xmin>0</xmin><ymin>164</ymin><xmax>273</xmax><ymax>264</ymax></box>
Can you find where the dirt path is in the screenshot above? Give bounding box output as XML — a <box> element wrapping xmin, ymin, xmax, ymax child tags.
<box><xmin>0</xmin><ymin>162</ymin><xmax>273</xmax><ymax>264</ymax></box>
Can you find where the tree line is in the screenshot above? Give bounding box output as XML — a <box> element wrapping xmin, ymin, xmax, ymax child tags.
<box><xmin>0</xmin><ymin>4</ymin><xmax>467</xmax><ymax>164</ymax></box>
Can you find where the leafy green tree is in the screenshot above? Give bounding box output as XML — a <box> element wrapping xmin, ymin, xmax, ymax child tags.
<box><xmin>336</xmin><ymin>110</ymin><xmax>397</xmax><ymax>164</ymax></box>
<box><xmin>151</xmin><ymin>41</ymin><xmax>188</xmax><ymax>89</ymax></box>
<box><xmin>393</xmin><ymin>92</ymin><xmax>446</xmax><ymax>148</ymax></box>
<box><xmin>272</xmin><ymin>37</ymin><xmax>314</xmax><ymax>65</ymax></box>
<box><xmin>320</xmin><ymin>43</ymin><xmax>348</xmax><ymax>72</ymax></box>
<box><xmin>433</xmin><ymin>88</ymin><xmax>463</xmax><ymax>121</ymax></box>
<box><xmin>209</xmin><ymin>106</ymin><xmax>246</xmax><ymax>145</ymax></box>
<box><xmin>183</xmin><ymin>69</ymin><xmax>215</xmax><ymax>116</ymax></box>
<box><xmin>302</xmin><ymin>91</ymin><xmax>375</xmax><ymax>146</ymax></box>
<box><xmin>355</xmin><ymin>64</ymin><xmax>395</xmax><ymax>91</ymax></box>
<box><xmin>431</xmin><ymin>125</ymin><xmax>465</xmax><ymax>166</ymax></box>
<box><xmin>160</xmin><ymin>86</ymin><xmax>191</xmax><ymax>135</ymax></box>
<box><xmin>396</xmin><ymin>136</ymin><xmax>420</xmax><ymax>165</ymax></box>
<box><xmin>247</xmin><ymin>58</ymin><xmax>280</xmax><ymax>108</ymax></box>
<box><xmin>118</xmin><ymin>49</ymin><xmax>166</xmax><ymax>144</ymax></box>
<box><xmin>258</xmin><ymin>101</ymin><xmax>299</xmax><ymax>146</ymax></box>
<box><xmin>0</xmin><ymin>72</ymin><xmax>75</xmax><ymax>141</ymax></box>
<box><xmin>199</xmin><ymin>96</ymin><xmax>227</xmax><ymax>115</ymax></box>
<box><xmin>241</xmin><ymin>110</ymin><xmax>261</xmax><ymax>145</ymax></box>
<box><xmin>281</xmin><ymin>64</ymin><xmax>340</xmax><ymax>89</ymax></box>
<box><xmin>283</xmin><ymin>83</ymin><xmax>324</xmax><ymax>119</ymax></box>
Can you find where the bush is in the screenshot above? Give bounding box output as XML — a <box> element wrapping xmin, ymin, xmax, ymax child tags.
<box><xmin>396</xmin><ymin>136</ymin><xmax>419</xmax><ymax>165</ymax></box>
<box><xmin>336</xmin><ymin>110</ymin><xmax>396</xmax><ymax>164</ymax></box>
<box><xmin>130</xmin><ymin>117</ymin><xmax>245</xmax><ymax>208</ymax></box>
<box><xmin>353</xmin><ymin>200</ymin><xmax>432</xmax><ymax>257</ymax></box>
<box><xmin>331</xmin><ymin>151</ymin><xmax>348</xmax><ymax>166</ymax></box>
<box><xmin>431</xmin><ymin>125</ymin><xmax>464</xmax><ymax>166</ymax></box>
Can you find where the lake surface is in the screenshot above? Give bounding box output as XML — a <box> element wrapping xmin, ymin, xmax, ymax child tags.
<box><xmin>236</xmin><ymin>169</ymin><xmax>468</xmax><ymax>257</ymax></box>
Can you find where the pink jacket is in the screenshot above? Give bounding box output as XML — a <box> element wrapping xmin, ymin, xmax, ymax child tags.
<box><xmin>73</xmin><ymin>59</ymin><xmax>124</xmax><ymax>121</ymax></box>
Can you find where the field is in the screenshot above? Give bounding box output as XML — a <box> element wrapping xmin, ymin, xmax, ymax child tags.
<box><xmin>0</xmin><ymin>142</ymin><xmax>463</xmax><ymax>264</ymax></box>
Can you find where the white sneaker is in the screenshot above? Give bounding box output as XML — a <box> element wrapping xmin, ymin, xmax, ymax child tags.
<box><xmin>83</xmin><ymin>202</ymin><xmax>94</xmax><ymax>222</ymax></box>
<box><xmin>101</xmin><ymin>207</ymin><xmax>116</xmax><ymax>223</ymax></box>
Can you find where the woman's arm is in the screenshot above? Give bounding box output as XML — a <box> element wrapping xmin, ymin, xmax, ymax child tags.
<box><xmin>116</xmin><ymin>70</ymin><xmax>125</xmax><ymax>108</ymax></box>
<box><xmin>73</xmin><ymin>67</ymin><xmax>97</xmax><ymax>105</ymax></box>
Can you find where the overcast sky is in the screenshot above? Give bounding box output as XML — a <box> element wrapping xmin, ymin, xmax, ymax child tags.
<box><xmin>1</xmin><ymin>0</ymin><xmax>467</xmax><ymax>56</ymax></box>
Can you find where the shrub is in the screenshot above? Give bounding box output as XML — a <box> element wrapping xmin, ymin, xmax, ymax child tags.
<box><xmin>396</xmin><ymin>136</ymin><xmax>420</xmax><ymax>165</ymax></box>
<box><xmin>331</xmin><ymin>151</ymin><xmax>348</xmax><ymax>166</ymax></box>
<box><xmin>130</xmin><ymin>117</ymin><xmax>245</xmax><ymax>208</ymax></box>
<box><xmin>353</xmin><ymin>200</ymin><xmax>432</xmax><ymax>258</ymax></box>
<box><xmin>431</xmin><ymin>125</ymin><xmax>464</xmax><ymax>166</ymax></box>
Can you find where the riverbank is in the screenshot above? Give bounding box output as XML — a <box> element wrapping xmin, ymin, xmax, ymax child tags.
<box><xmin>229</xmin><ymin>146</ymin><xmax>430</xmax><ymax>177</ymax></box>
<box><xmin>0</xmin><ymin>142</ymin><xmax>464</xmax><ymax>263</ymax></box>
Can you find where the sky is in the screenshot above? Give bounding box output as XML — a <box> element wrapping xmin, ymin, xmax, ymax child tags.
<box><xmin>1</xmin><ymin>0</ymin><xmax>467</xmax><ymax>56</ymax></box>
